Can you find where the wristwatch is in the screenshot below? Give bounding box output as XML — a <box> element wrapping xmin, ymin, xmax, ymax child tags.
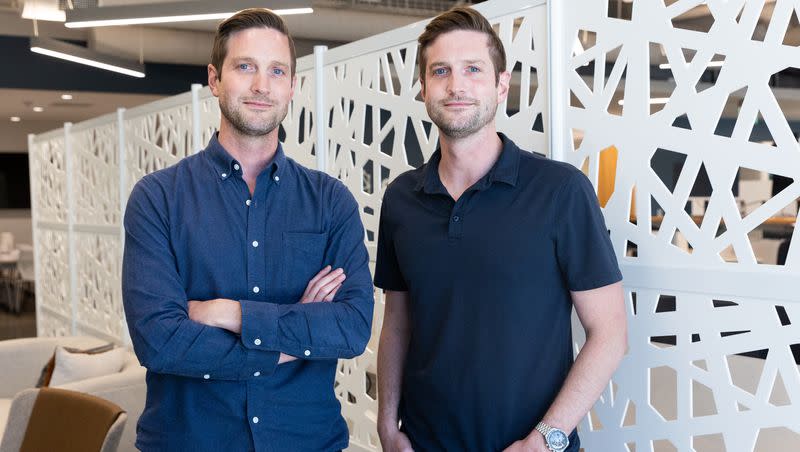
<box><xmin>535</xmin><ymin>422</ymin><xmax>569</xmax><ymax>452</ymax></box>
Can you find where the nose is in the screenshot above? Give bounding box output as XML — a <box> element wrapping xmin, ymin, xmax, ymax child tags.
<box><xmin>250</xmin><ymin>71</ymin><xmax>269</xmax><ymax>95</ymax></box>
<box><xmin>447</xmin><ymin>71</ymin><xmax>467</xmax><ymax>96</ymax></box>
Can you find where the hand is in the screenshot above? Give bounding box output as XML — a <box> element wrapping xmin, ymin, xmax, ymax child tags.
<box><xmin>300</xmin><ymin>265</ymin><xmax>346</xmax><ymax>303</ymax></box>
<box><xmin>378</xmin><ymin>428</ymin><xmax>414</xmax><ymax>452</ymax></box>
<box><xmin>188</xmin><ymin>298</ymin><xmax>241</xmax><ymax>333</ymax></box>
<box><xmin>503</xmin><ymin>433</ymin><xmax>547</xmax><ymax>452</ymax></box>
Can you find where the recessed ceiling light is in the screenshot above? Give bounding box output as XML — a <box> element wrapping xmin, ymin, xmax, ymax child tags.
<box><xmin>10</xmin><ymin>116</ymin><xmax>21</xmax><ymax>122</ymax></box>
<box><xmin>33</xmin><ymin>106</ymin><xmax>44</xmax><ymax>112</ymax></box>
<box><xmin>61</xmin><ymin>94</ymin><xmax>73</xmax><ymax>100</ymax></box>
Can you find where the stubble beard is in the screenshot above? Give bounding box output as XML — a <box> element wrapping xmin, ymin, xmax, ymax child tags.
<box><xmin>219</xmin><ymin>94</ymin><xmax>288</xmax><ymax>137</ymax></box>
<box><xmin>427</xmin><ymin>97</ymin><xmax>497</xmax><ymax>139</ymax></box>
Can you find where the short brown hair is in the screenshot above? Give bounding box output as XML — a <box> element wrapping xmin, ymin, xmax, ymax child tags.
<box><xmin>211</xmin><ymin>8</ymin><xmax>297</xmax><ymax>79</ymax></box>
<box><xmin>417</xmin><ymin>6</ymin><xmax>506</xmax><ymax>84</ymax></box>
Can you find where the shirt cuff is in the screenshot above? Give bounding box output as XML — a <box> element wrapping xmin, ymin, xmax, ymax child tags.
<box><xmin>239</xmin><ymin>299</ymin><xmax>281</xmax><ymax>377</ymax></box>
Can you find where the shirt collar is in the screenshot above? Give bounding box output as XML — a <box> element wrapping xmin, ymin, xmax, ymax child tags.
<box><xmin>206</xmin><ymin>132</ymin><xmax>287</xmax><ymax>182</ymax></box>
<box><xmin>414</xmin><ymin>132</ymin><xmax>521</xmax><ymax>194</ymax></box>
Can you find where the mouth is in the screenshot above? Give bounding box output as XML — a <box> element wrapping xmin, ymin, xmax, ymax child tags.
<box><xmin>243</xmin><ymin>100</ymin><xmax>274</xmax><ymax>109</ymax></box>
<box><xmin>442</xmin><ymin>100</ymin><xmax>476</xmax><ymax>108</ymax></box>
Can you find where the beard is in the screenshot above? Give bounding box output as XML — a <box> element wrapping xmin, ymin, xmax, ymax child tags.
<box><xmin>426</xmin><ymin>96</ymin><xmax>497</xmax><ymax>139</ymax></box>
<box><xmin>219</xmin><ymin>93</ymin><xmax>288</xmax><ymax>137</ymax></box>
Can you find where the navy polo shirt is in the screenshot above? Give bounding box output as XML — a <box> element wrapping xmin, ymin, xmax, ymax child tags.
<box><xmin>374</xmin><ymin>134</ymin><xmax>621</xmax><ymax>452</ymax></box>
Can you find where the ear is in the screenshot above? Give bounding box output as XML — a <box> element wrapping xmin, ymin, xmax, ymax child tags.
<box><xmin>496</xmin><ymin>70</ymin><xmax>511</xmax><ymax>105</ymax></box>
<box><xmin>208</xmin><ymin>64</ymin><xmax>220</xmax><ymax>97</ymax></box>
<box><xmin>290</xmin><ymin>74</ymin><xmax>297</xmax><ymax>99</ymax></box>
<box><xmin>419</xmin><ymin>76</ymin><xmax>427</xmax><ymax>101</ymax></box>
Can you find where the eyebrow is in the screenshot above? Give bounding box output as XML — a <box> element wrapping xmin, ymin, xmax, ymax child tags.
<box><xmin>229</xmin><ymin>57</ymin><xmax>289</xmax><ymax>68</ymax></box>
<box><xmin>428</xmin><ymin>59</ymin><xmax>487</xmax><ymax>68</ymax></box>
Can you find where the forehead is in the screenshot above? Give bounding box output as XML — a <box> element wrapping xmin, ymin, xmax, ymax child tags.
<box><xmin>224</xmin><ymin>27</ymin><xmax>291</xmax><ymax>63</ymax></box>
<box><xmin>424</xmin><ymin>29</ymin><xmax>492</xmax><ymax>65</ymax></box>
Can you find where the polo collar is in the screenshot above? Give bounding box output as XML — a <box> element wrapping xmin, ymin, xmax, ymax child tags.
<box><xmin>414</xmin><ymin>133</ymin><xmax>521</xmax><ymax>194</ymax></box>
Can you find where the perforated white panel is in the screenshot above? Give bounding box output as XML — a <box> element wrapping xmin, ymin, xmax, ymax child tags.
<box><xmin>559</xmin><ymin>1</ymin><xmax>800</xmax><ymax>450</ymax></box>
<box><xmin>72</xmin><ymin>121</ymin><xmax>120</xmax><ymax>226</ymax></box>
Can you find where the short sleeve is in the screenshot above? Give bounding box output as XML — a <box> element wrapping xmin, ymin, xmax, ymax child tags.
<box><xmin>555</xmin><ymin>171</ymin><xmax>623</xmax><ymax>291</ymax></box>
<box><xmin>374</xmin><ymin>190</ymin><xmax>408</xmax><ymax>291</ymax></box>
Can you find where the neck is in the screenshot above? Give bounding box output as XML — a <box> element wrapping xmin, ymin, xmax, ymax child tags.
<box><xmin>438</xmin><ymin>124</ymin><xmax>502</xmax><ymax>201</ymax></box>
<box><xmin>217</xmin><ymin>121</ymin><xmax>279</xmax><ymax>194</ymax></box>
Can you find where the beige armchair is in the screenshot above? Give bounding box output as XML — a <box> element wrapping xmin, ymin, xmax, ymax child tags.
<box><xmin>0</xmin><ymin>336</ymin><xmax>146</xmax><ymax>452</ymax></box>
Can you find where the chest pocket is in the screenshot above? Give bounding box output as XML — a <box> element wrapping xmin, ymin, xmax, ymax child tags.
<box><xmin>282</xmin><ymin>231</ymin><xmax>328</xmax><ymax>298</ymax></box>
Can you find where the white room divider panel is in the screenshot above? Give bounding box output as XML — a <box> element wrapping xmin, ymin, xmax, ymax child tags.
<box><xmin>554</xmin><ymin>1</ymin><xmax>800</xmax><ymax>450</ymax></box>
<box><xmin>321</xmin><ymin>2</ymin><xmax>548</xmax><ymax>449</ymax></box>
<box><xmin>70</xmin><ymin>116</ymin><xmax>125</xmax><ymax>341</ymax></box>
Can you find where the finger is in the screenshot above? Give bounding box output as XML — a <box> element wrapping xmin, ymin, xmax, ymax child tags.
<box><xmin>305</xmin><ymin>268</ymin><xmax>344</xmax><ymax>301</ymax></box>
<box><xmin>317</xmin><ymin>274</ymin><xmax>346</xmax><ymax>301</ymax></box>
<box><xmin>302</xmin><ymin>265</ymin><xmax>333</xmax><ymax>298</ymax></box>
<box><xmin>322</xmin><ymin>283</ymin><xmax>343</xmax><ymax>301</ymax></box>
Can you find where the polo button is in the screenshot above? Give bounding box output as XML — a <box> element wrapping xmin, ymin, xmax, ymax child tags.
<box><xmin>254</xmin><ymin>338</ymin><xmax>262</xmax><ymax>346</ymax></box>
<box><xmin>453</xmin><ymin>215</ymin><xmax>460</xmax><ymax>222</ymax></box>
<box><xmin>203</xmin><ymin>374</ymin><xmax>210</xmax><ymax>380</ymax></box>
<box><xmin>234</xmin><ymin>163</ymin><xmax>240</xmax><ymax>170</ymax></box>
<box><xmin>221</xmin><ymin>173</ymin><xmax>227</xmax><ymax>179</ymax></box>
<box><xmin>254</xmin><ymin>371</ymin><xmax>261</xmax><ymax>377</ymax></box>
<box><xmin>304</xmin><ymin>349</ymin><xmax>311</xmax><ymax>356</ymax></box>
<box><xmin>252</xmin><ymin>417</ymin><xmax>259</xmax><ymax>424</ymax></box>
<box><xmin>274</xmin><ymin>175</ymin><xmax>280</xmax><ymax>182</ymax></box>
<box><xmin>245</xmin><ymin>199</ymin><xmax>251</xmax><ymax>206</ymax></box>
<box><xmin>253</xmin><ymin>286</ymin><xmax>260</xmax><ymax>293</ymax></box>
<box><xmin>252</xmin><ymin>241</ymin><xmax>259</xmax><ymax>248</ymax></box>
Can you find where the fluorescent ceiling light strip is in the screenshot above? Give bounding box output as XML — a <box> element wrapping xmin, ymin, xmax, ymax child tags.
<box><xmin>66</xmin><ymin>9</ymin><xmax>313</xmax><ymax>27</ymax></box>
<box><xmin>30</xmin><ymin>38</ymin><xmax>145</xmax><ymax>78</ymax></box>
<box><xmin>617</xmin><ymin>97</ymin><xmax>670</xmax><ymax>106</ymax></box>
<box><xmin>659</xmin><ymin>60</ymin><xmax>724</xmax><ymax>70</ymax></box>
<box><xmin>65</xmin><ymin>0</ymin><xmax>313</xmax><ymax>28</ymax></box>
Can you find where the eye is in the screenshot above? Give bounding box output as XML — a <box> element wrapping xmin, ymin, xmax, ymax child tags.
<box><xmin>432</xmin><ymin>67</ymin><xmax>448</xmax><ymax>76</ymax></box>
<box><xmin>237</xmin><ymin>63</ymin><xmax>252</xmax><ymax>71</ymax></box>
<box><xmin>272</xmin><ymin>67</ymin><xmax>285</xmax><ymax>76</ymax></box>
<box><xmin>467</xmin><ymin>66</ymin><xmax>480</xmax><ymax>73</ymax></box>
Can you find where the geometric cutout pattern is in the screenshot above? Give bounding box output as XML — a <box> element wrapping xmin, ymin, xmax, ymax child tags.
<box><xmin>71</xmin><ymin>121</ymin><xmax>120</xmax><ymax>226</ymax></box>
<box><xmin>74</xmin><ymin>232</ymin><xmax>123</xmax><ymax>339</ymax></box>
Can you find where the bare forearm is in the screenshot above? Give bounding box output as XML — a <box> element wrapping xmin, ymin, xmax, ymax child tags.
<box><xmin>539</xmin><ymin>328</ymin><xmax>626</xmax><ymax>433</ymax></box>
<box><xmin>377</xmin><ymin>293</ymin><xmax>411</xmax><ymax>435</ymax></box>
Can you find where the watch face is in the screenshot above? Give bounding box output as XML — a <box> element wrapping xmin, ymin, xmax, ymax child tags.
<box><xmin>547</xmin><ymin>429</ymin><xmax>569</xmax><ymax>449</ymax></box>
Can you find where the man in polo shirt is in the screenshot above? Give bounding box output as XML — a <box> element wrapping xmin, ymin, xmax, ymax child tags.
<box><xmin>375</xmin><ymin>7</ymin><xmax>627</xmax><ymax>452</ymax></box>
<box><xmin>122</xmin><ymin>8</ymin><xmax>373</xmax><ymax>451</ymax></box>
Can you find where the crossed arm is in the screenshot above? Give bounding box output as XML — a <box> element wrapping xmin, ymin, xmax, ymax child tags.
<box><xmin>121</xmin><ymin>179</ymin><xmax>373</xmax><ymax>380</ymax></box>
<box><xmin>377</xmin><ymin>281</ymin><xmax>627</xmax><ymax>452</ymax></box>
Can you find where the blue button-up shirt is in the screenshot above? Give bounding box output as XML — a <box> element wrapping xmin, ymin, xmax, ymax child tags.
<box><xmin>122</xmin><ymin>134</ymin><xmax>373</xmax><ymax>452</ymax></box>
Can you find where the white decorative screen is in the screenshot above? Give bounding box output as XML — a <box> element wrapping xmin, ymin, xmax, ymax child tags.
<box><xmin>559</xmin><ymin>1</ymin><xmax>800</xmax><ymax>450</ymax></box>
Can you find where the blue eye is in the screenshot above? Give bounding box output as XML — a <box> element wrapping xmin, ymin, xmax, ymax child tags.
<box><xmin>238</xmin><ymin>63</ymin><xmax>251</xmax><ymax>71</ymax></box>
<box><xmin>433</xmin><ymin>67</ymin><xmax>448</xmax><ymax>76</ymax></box>
<box><xmin>467</xmin><ymin>66</ymin><xmax>480</xmax><ymax>73</ymax></box>
<box><xmin>272</xmin><ymin>68</ymin><xmax>285</xmax><ymax>76</ymax></box>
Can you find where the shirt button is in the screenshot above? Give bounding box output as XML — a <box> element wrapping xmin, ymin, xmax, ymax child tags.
<box><xmin>304</xmin><ymin>349</ymin><xmax>311</xmax><ymax>357</ymax></box>
<box><xmin>274</xmin><ymin>175</ymin><xmax>280</xmax><ymax>182</ymax></box>
<box><xmin>253</xmin><ymin>286</ymin><xmax>260</xmax><ymax>293</ymax></box>
<box><xmin>252</xmin><ymin>241</ymin><xmax>259</xmax><ymax>248</ymax></box>
<box><xmin>254</xmin><ymin>338</ymin><xmax>262</xmax><ymax>346</ymax></box>
<box><xmin>203</xmin><ymin>374</ymin><xmax>210</xmax><ymax>380</ymax></box>
<box><xmin>221</xmin><ymin>172</ymin><xmax>227</xmax><ymax>179</ymax></box>
<box><xmin>245</xmin><ymin>199</ymin><xmax>251</xmax><ymax>206</ymax></box>
<box><xmin>453</xmin><ymin>215</ymin><xmax>460</xmax><ymax>222</ymax></box>
<box><xmin>253</xmin><ymin>371</ymin><xmax>261</xmax><ymax>377</ymax></box>
<box><xmin>252</xmin><ymin>417</ymin><xmax>259</xmax><ymax>424</ymax></box>
<box><xmin>233</xmin><ymin>163</ymin><xmax>240</xmax><ymax>171</ymax></box>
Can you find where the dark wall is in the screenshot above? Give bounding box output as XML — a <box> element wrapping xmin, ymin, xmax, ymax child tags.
<box><xmin>1</xmin><ymin>35</ymin><xmax>208</xmax><ymax>95</ymax></box>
